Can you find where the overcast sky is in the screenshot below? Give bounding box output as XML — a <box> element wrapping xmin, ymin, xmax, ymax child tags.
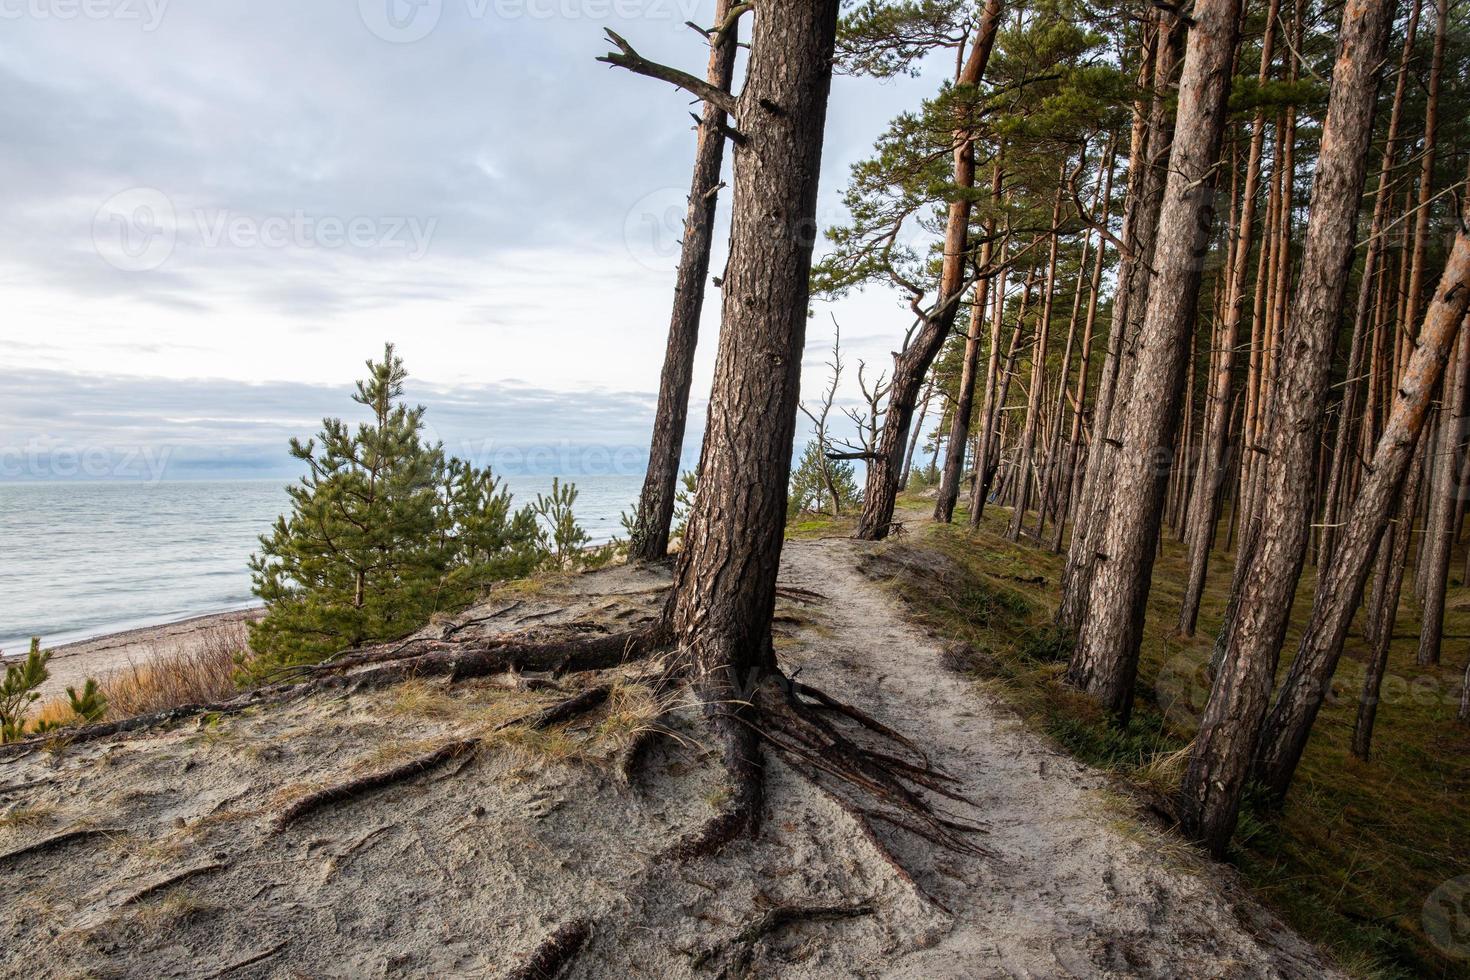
<box><xmin>0</xmin><ymin>0</ymin><xmax>944</xmax><ymax>480</ymax></box>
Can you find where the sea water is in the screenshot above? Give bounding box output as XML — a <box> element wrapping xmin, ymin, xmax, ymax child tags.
<box><xmin>0</xmin><ymin>475</ymin><xmax>643</xmax><ymax>653</ymax></box>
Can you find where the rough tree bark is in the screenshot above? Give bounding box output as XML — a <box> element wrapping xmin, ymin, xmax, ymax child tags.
<box><xmin>1318</xmin><ymin>0</ymin><xmax>1420</xmax><ymax>567</ymax></box>
<box><xmin>1175</xmin><ymin>0</ymin><xmax>1280</xmax><ymax>635</ymax></box>
<box><xmin>853</xmin><ymin>0</ymin><xmax>1004</xmax><ymax>541</ymax></box>
<box><xmin>627</xmin><ymin>1</ymin><xmax>741</xmax><ymax>562</ymax></box>
<box><xmin>1252</xmin><ymin>192</ymin><xmax>1470</xmax><ymax>804</ymax></box>
<box><xmin>1176</xmin><ymin>0</ymin><xmax>1394</xmax><ymax>855</ymax></box>
<box><xmin>1056</xmin><ymin>13</ymin><xmax>1181</xmax><ymax>632</ymax></box>
<box><xmin>1064</xmin><ymin>0</ymin><xmax>1243</xmax><ymax>722</ymax></box>
<box><xmin>667</xmin><ymin>0</ymin><xmax>842</xmax><ymax>850</ymax></box>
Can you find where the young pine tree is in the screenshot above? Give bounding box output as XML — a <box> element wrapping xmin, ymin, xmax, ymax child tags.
<box><xmin>248</xmin><ymin>345</ymin><xmax>543</xmax><ymax>674</ymax></box>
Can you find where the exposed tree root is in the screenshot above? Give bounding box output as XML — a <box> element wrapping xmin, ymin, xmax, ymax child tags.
<box><xmin>691</xmin><ymin>900</ymin><xmax>876</xmax><ymax>976</ymax></box>
<box><xmin>0</xmin><ymin>625</ymin><xmax>668</xmax><ymax>761</ymax></box>
<box><xmin>207</xmin><ymin>940</ymin><xmax>288</xmax><ymax>978</ymax></box>
<box><xmin>668</xmin><ymin>717</ymin><xmax>765</xmax><ymax>861</ymax></box>
<box><xmin>774</xmin><ymin>586</ymin><xmax>830</xmax><ymax>604</ymax></box>
<box><xmin>120</xmin><ymin>861</ymin><xmax>229</xmax><ymax>905</ymax></box>
<box><xmin>500</xmin><ymin>685</ymin><xmax>611</xmax><ymax>732</ymax></box>
<box><xmin>503</xmin><ymin>918</ymin><xmax>592</xmax><ymax>980</ymax></box>
<box><xmin>272</xmin><ymin>739</ymin><xmax>479</xmax><ymax>832</ymax></box>
<box><xmin>0</xmin><ymin>826</ymin><xmax>122</xmax><ymax>867</ymax></box>
<box><xmin>0</xmin><ymin>684</ymin><xmax>306</xmax><ymax>761</ymax></box>
<box><xmin>441</xmin><ymin>601</ymin><xmax>526</xmax><ymax>638</ymax></box>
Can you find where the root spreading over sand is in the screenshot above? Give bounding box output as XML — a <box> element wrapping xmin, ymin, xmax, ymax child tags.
<box><xmin>0</xmin><ymin>540</ymin><xmax>1339</xmax><ymax>978</ymax></box>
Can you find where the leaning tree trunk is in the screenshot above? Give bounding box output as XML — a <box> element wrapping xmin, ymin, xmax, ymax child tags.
<box><xmin>627</xmin><ymin>2</ymin><xmax>741</xmax><ymax>562</ymax></box>
<box><xmin>668</xmin><ymin>0</ymin><xmax>841</xmax><ymax>850</ymax></box>
<box><xmin>1176</xmin><ymin>0</ymin><xmax>1280</xmax><ymax>635</ymax></box>
<box><xmin>853</xmin><ymin>0</ymin><xmax>1004</xmax><ymax>541</ymax></box>
<box><xmin>1176</xmin><ymin>0</ymin><xmax>1394</xmax><ymax>856</ymax></box>
<box><xmin>1252</xmin><ymin>197</ymin><xmax>1470</xmax><ymax>804</ymax></box>
<box><xmin>1064</xmin><ymin>0</ymin><xmax>1242</xmax><ymax>722</ymax></box>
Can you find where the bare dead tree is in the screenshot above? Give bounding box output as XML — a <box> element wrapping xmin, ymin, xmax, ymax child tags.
<box><xmin>626</xmin><ymin>1</ymin><xmax>742</xmax><ymax>562</ymax></box>
<box><xmin>801</xmin><ymin>321</ymin><xmax>848</xmax><ymax>516</ymax></box>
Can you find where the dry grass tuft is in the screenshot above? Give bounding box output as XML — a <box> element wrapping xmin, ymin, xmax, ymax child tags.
<box><xmin>0</xmin><ymin>805</ymin><xmax>57</xmax><ymax>830</ymax></box>
<box><xmin>103</xmin><ymin>623</ymin><xmax>245</xmax><ymax>717</ymax></box>
<box><xmin>29</xmin><ymin>622</ymin><xmax>246</xmax><ymax>731</ymax></box>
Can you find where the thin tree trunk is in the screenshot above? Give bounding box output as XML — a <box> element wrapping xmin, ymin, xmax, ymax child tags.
<box><xmin>901</xmin><ymin>375</ymin><xmax>936</xmax><ymax>489</ymax></box>
<box><xmin>854</xmin><ymin>0</ymin><xmax>1005</xmax><ymax>541</ymax></box>
<box><xmin>1008</xmin><ymin>186</ymin><xmax>1066</xmax><ymax>541</ymax></box>
<box><xmin>1176</xmin><ymin>0</ymin><xmax>1394</xmax><ymax>854</ymax></box>
<box><xmin>1253</xmin><ymin>199</ymin><xmax>1470</xmax><ymax>804</ymax></box>
<box><xmin>629</xmin><ymin>2</ymin><xmax>740</xmax><ymax>561</ymax></box>
<box><xmin>1051</xmin><ymin>142</ymin><xmax>1117</xmax><ymax>553</ymax></box>
<box><xmin>1064</xmin><ymin>0</ymin><xmax>1242</xmax><ymax>720</ymax></box>
<box><xmin>1418</xmin><ymin>326</ymin><xmax>1470</xmax><ymax>665</ymax></box>
<box><xmin>936</xmin><ymin>161</ymin><xmax>1005</xmax><ymax>523</ymax></box>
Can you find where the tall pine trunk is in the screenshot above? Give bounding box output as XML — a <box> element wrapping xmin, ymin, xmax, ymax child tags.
<box><xmin>1176</xmin><ymin>0</ymin><xmax>1280</xmax><ymax>634</ymax></box>
<box><xmin>1177</xmin><ymin>0</ymin><xmax>1394</xmax><ymax>854</ymax></box>
<box><xmin>628</xmin><ymin>3</ymin><xmax>740</xmax><ymax>562</ymax></box>
<box><xmin>669</xmin><ymin>0</ymin><xmax>840</xmax><ymax>846</ymax></box>
<box><xmin>1064</xmin><ymin>0</ymin><xmax>1242</xmax><ymax>721</ymax></box>
<box><xmin>1057</xmin><ymin>14</ymin><xmax>1182</xmax><ymax>632</ymax></box>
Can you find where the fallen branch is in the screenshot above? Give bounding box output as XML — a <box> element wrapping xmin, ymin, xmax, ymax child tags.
<box><xmin>208</xmin><ymin>940</ymin><xmax>288</xmax><ymax>978</ymax></box>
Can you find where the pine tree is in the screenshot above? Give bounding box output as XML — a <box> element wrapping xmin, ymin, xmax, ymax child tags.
<box><xmin>247</xmin><ymin>345</ymin><xmax>545</xmax><ymax>674</ymax></box>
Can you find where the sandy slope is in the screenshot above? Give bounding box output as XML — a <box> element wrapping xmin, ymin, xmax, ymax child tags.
<box><xmin>0</xmin><ymin>538</ymin><xmax>1339</xmax><ymax>979</ymax></box>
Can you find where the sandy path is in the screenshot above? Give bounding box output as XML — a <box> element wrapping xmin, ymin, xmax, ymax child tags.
<box><xmin>774</xmin><ymin>537</ymin><xmax>1337</xmax><ymax>978</ymax></box>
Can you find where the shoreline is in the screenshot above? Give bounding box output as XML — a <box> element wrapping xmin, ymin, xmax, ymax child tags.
<box><xmin>7</xmin><ymin>607</ymin><xmax>263</xmax><ymax>701</ymax></box>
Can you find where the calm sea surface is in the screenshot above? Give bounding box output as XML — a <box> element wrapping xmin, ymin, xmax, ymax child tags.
<box><xmin>0</xmin><ymin>475</ymin><xmax>643</xmax><ymax>653</ymax></box>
